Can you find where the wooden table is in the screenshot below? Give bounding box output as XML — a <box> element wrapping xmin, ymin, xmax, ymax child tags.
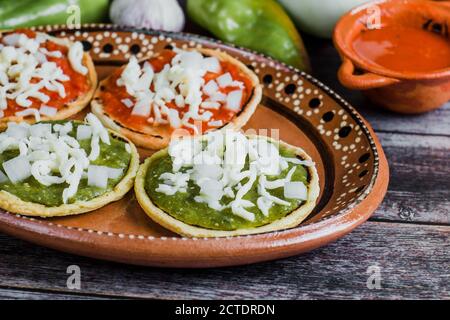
<box><xmin>0</xmin><ymin>32</ymin><xmax>448</xmax><ymax>300</ymax></box>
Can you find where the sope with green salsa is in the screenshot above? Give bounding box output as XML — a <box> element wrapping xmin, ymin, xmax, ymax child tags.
<box><xmin>0</xmin><ymin>114</ymin><xmax>132</xmax><ymax>207</ymax></box>
<box><xmin>145</xmin><ymin>144</ymin><xmax>310</xmax><ymax>230</ymax></box>
<box><xmin>138</xmin><ymin>130</ymin><xmax>319</xmax><ymax>234</ymax></box>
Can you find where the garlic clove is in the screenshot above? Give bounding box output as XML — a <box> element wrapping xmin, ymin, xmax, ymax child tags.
<box><xmin>110</xmin><ymin>0</ymin><xmax>185</xmax><ymax>32</ymax></box>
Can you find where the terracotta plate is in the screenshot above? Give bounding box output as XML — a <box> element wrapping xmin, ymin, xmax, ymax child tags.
<box><xmin>0</xmin><ymin>25</ymin><xmax>389</xmax><ymax>268</ymax></box>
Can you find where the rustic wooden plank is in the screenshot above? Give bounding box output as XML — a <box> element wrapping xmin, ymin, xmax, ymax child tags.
<box><xmin>0</xmin><ymin>221</ymin><xmax>448</xmax><ymax>299</ymax></box>
<box><xmin>0</xmin><ymin>288</ymin><xmax>106</xmax><ymax>300</ymax></box>
<box><xmin>304</xmin><ymin>36</ymin><xmax>450</xmax><ymax>136</ymax></box>
<box><xmin>359</xmin><ymin>103</ymin><xmax>450</xmax><ymax>136</ymax></box>
<box><xmin>371</xmin><ymin>133</ymin><xmax>450</xmax><ymax>224</ymax></box>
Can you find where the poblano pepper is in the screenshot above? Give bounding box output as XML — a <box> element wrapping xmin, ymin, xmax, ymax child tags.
<box><xmin>187</xmin><ymin>0</ymin><xmax>310</xmax><ymax>71</ymax></box>
<box><xmin>0</xmin><ymin>0</ymin><xmax>109</xmax><ymax>30</ymax></box>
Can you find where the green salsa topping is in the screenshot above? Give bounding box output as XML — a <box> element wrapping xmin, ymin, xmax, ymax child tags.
<box><xmin>0</xmin><ymin>121</ymin><xmax>131</xmax><ymax>207</ymax></box>
<box><xmin>145</xmin><ymin>145</ymin><xmax>309</xmax><ymax>231</ymax></box>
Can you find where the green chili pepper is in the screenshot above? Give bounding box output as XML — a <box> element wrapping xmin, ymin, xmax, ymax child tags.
<box><xmin>0</xmin><ymin>0</ymin><xmax>110</xmax><ymax>30</ymax></box>
<box><xmin>0</xmin><ymin>0</ymin><xmax>30</xmax><ymax>18</ymax></box>
<box><xmin>187</xmin><ymin>0</ymin><xmax>310</xmax><ymax>71</ymax></box>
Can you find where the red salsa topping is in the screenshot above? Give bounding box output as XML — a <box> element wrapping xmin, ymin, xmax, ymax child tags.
<box><xmin>100</xmin><ymin>50</ymin><xmax>253</xmax><ymax>134</ymax></box>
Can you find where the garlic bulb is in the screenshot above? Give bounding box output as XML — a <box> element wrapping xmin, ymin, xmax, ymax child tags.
<box><xmin>110</xmin><ymin>0</ymin><xmax>185</xmax><ymax>32</ymax></box>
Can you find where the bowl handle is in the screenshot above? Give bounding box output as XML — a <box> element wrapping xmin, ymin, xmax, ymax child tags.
<box><xmin>338</xmin><ymin>57</ymin><xmax>399</xmax><ymax>90</ymax></box>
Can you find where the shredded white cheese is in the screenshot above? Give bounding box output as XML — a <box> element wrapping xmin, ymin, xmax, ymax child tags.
<box><xmin>0</xmin><ymin>113</ymin><xmax>123</xmax><ymax>204</ymax></box>
<box><xmin>226</xmin><ymin>89</ymin><xmax>243</xmax><ymax>112</ymax></box>
<box><xmin>39</xmin><ymin>105</ymin><xmax>58</xmax><ymax>117</ymax></box>
<box><xmin>15</xmin><ymin>108</ymin><xmax>41</xmax><ymax>122</ymax></box>
<box><xmin>68</xmin><ymin>41</ymin><xmax>88</xmax><ymax>75</ymax></box>
<box><xmin>155</xmin><ymin>131</ymin><xmax>313</xmax><ymax>221</ymax></box>
<box><xmin>116</xmin><ymin>48</ymin><xmax>245</xmax><ymax>131</ymax></box>
<box><xmin>208</xmin><ymin>120</ymin><xmax>223</xmax><ymax>127</ymax></box>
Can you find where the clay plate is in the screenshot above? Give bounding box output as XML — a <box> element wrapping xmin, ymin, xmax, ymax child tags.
<box><xmin>0</xmin><ymin>25</ymin><xmax>389</xmax><ymax>268</ymax></box>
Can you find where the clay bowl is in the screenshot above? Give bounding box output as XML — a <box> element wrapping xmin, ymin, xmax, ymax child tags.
<box><xmin>334</xmin><ymin>0</ymin><xmax>450</xmax><ymax>114</ymax></box>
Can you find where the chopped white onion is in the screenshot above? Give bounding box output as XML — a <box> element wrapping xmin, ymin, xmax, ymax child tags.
<box><xmin>199</xmin><ymin>179</ymin><xmax>223</xmax><ymax>198</ymax></box>
<box><xmin>2</xmin><ymin>156</ymin><xmax>31</xmax><ymax>183</ymax></box>
<box><xmin>2</xmin><ymin>33</ymin><xmax>21</xmax><ymax>46</ymax></box>
<box><xmin>216</xmin><ymin>73</ymin><xmax>233</xmax><ymax>87</ymax></box>
<box><xmin>76</xmin><ymin>125</ymin><xmax>92</xmax><ymax>140</ymax></box>
<box><xmin>202</xmin><ymin>57</ymin><xmax>221</xmax><ymax>73</ymax></box>
<box><xmin>210</xmin><ymin>92</ymin><xmax>227</xmax><ymax>102</ymax></box>
<box><xmin>225</xmin><ymin>89</ymin><xmax>243</xmax><ymax>111</ymax></box>
<box><xmin>87</xmin><ymin>165</ymin><xmax>109</xmax><ymax>189</ymax></box>
<box><xmin>131</xmin><ymin>101</ymin><xmax>151</xmax><ymax>117</ymax></box>
<box><xmin>284</xmin><ymin>181</ymin><xmax>308</xmax><ymax>200</ymax></box>
<box><xmin>192</xmin><ymin>164</ymin><xmax>223</xmax><ymax>181</ymax></box>
<box><xmin>203</xmin><ymin>80</ymin><xmax>219</xmax><ymax>96</ymax></box>
<box><xmin>29</xmin><ymin>123</ymin><xmax>51</xmax><ymax>137</ymax></box>
<box><xmin>5</xmin><ymin>123</ymin><xmax>29</xmax><ymax>140</ymax></box>
<box><xmin>201</xmin><ymin>101</ymin><xmax>221</xmax><ymax>110</ymax></box>
<box><xmin>107</xmin><ymin>167</ymin><xmax>123</xmax><ymax>179</ymax></box>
